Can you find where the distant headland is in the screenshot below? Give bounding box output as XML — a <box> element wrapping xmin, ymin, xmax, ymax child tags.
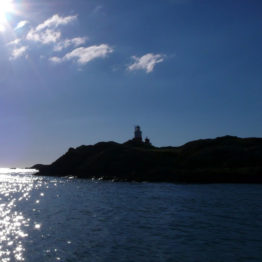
<box><xmin>32</xmin><ymin>126</ymin><xmax>262</xmax><ymax>183</ymax></box>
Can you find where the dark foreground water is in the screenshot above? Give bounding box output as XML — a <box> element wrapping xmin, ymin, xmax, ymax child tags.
<box><xmin>0</xmin><ymin>169</ymin><xmax>261</xmax><ymax>262</ymax></box>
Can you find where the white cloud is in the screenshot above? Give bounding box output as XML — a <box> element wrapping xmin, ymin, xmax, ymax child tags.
<box><xmin>36</xmin><ymin>14</ymin><xmax>77</xmax><ymax>32</ymax></box>
<box><xmin>7</xmin><ymin>38</ymin><xmax>21</xmax><ymax>46</ymax></box>
<box><xmin>50</xmin><ymin>44</ymin><xmax>113</xmax><ymax>65</ymax></box>
<box><xmin>15</xmin><ymin>20</ymin><xmax>29</xmax><ymax>30</ymax></box>
<box><xmin>128</xmin><ymin>53</ymin><xmax>165</xmax><ymax>73</ymax></box>
<box><xmin>0</xmin><ymin>24</ymin><xmax>5</xmax><ymax>32</ymax></box>
<box><xmin>26</xmin><ymin>14</ymin><xmax>78</xmax><ymax>45</ymax></box>
<box><xmin>10</xmin><ymin>46</ymin><xmax>28</xmax><ymax>60</ymax></box>
<box><xmin>27</xmin><ymin>28</ymin><xmax>61</xmax><ymax>44</ymax></box>
<box><xmin>64</xmin><ymin>44</ymin><xmax>113</xmax><ymax>64</ymax></box>
<box><xmin>54</xmin><ymin>37</ymin><xmax>87</xmax><ymax>51</ymax></box>
<box><xmin>8</xmin><ymin>13</ymin><xmax>113</xmax><ymax>69</ymax></box>
<box><xmin>49</xmin><ymin>56</ymin><xmax>63</xmax><ymax>63</ymax></box>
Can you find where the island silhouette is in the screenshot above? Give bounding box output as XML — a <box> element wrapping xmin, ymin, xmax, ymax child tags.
<box><xmin>33</xmin><ymin>126</ymin><xmax>262</xmax><ymax>183</ymax></box>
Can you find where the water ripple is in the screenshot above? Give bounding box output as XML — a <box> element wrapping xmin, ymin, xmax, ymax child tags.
<box><xmin>0</xmin><ymin>170</ymin><xmax>261</xmax><ymax>261</ymax></box>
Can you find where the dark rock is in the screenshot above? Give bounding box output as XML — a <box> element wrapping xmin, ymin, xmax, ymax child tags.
<box><xmin>33</xmin><ymin>136</ymin><xmax>262</xmax><ymax>183</ymax></box>
<box><xmin>31</xmin><ymin>164</ymin><xmax>48</xmax><ymax>170</ymax></box>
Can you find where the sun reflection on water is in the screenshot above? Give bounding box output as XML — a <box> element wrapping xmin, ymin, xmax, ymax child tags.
<box><xmin>0</xmin><ymin>169</ymin><xmax>38</xmax><ymax>261</ymax></box>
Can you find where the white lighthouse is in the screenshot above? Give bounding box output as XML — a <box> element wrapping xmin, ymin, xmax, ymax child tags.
<box><xmin>134</xmin><ymin>125</ymin><xmax>142</xmax><ymax>142</ymax></box>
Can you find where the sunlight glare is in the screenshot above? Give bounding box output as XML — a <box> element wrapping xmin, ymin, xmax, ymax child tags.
<box><xmin>0</xmin><ymin>0</ymin><xmax>14</xmax><ymax>31</ymax></box>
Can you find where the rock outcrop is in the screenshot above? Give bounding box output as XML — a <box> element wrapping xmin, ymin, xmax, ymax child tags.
<box><xmin>32</xmin><ymin>136</ymin><xmax>262</xmax><ymax>183</ymax></box>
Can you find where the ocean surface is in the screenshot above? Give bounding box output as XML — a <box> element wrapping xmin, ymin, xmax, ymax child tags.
<box><xmin>0</xmin><ymin>169</ymin><xmax>261</xmax><ymax>262</ymax></box>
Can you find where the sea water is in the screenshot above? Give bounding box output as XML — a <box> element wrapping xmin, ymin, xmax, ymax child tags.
<box><xmin>0</xmin><ymin>168</ymin><xmax>261</xmax><ymax>262</ymax></box>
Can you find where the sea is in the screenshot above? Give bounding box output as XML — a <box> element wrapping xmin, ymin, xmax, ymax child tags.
<box><xmin>0</xmin><ymin>168</ymin><xmax>261</xmax><ymax>262</ymax></box>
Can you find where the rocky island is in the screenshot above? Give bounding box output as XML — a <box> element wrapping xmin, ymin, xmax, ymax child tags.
<box><xmin>32</xmin><ymin>126</ymin><xmax>262</xmax><ymax>183</ymax></box>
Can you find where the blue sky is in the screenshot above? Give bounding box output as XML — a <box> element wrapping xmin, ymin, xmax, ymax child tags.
<box><xmin>0</xmin><ymin>0</ymin><xmax>262</xmax><ymax>167</ymax></box>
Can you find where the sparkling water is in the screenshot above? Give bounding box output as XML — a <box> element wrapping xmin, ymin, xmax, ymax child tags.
<box><xmin>0</xmin><ymin>169</ymin><xmax>261</xmax><ymax>262</ymax></box>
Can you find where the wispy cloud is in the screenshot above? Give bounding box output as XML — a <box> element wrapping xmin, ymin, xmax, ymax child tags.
<box><xmin>50</xmin><ymin>44</ymin><xmax>113</xmax><ymax>65</ymax></box>
<box><xmin>128</xmin><ymin>53</ymin><xmax>165</xmax><ymax>73</ymax></box>
<box><xmin>54</xmin><ymin>37</ymin><xmax>87</xmax><ymax>52</ymax></box>
<box><xmin>8</xmin><ymin>13</ymin><xmax>112</xmax><ymax>69</ymax></box>
<box><xmin>7</xmin><ymin>39</ymin><xmax>21</xmax><ymax>46</ymax></box>
<box><xmin>49</xmin><ymin>56</ymin><xmax>63</xmax><ymax>63</ymax></box>
<box><xmin>15</xmin><ymin>20</ymin><xmax>29</xmax><ymax>30</ymax></box>
<box><xmin>27</xmin><ymin>28</ymin><xmax>61</xmax><ymax>44</ymax></box>
<box><xmin>26</xmin><ymin>14</ymin><xmax>77</xmax><ymax>45</ymax></box>
<box><xmin>10</xmin><ymin>46</ymin><xmax>28</xmax><ymax>60</ymax></box>
<box><xmin>93</xmin><ymin>5</ymin><xmax>103</xmax><ymax>14</ymax></box>
<box><xmin>36</xmin><ymin>14</ymin><xmax>77</xmax><ymax>32</ymax></box>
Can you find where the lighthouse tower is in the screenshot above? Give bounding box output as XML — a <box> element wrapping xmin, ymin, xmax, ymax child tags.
<box><xmin>134</xmin><ymin>125</ymin><xmax>142</xmax><ymax>142</ymax></box>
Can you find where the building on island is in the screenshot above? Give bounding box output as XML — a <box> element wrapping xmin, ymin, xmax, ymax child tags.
<box><xmin>145</xmin><ymin>137</ymin><xmax>151</xmax><ymax>145</ymax></box>
<box><xmin>133</xmin><ymin>126</ymin><xmax>152</xmax><ymax>145</ymax></box>
<box><xmin>134</xmin><ymin>125</ymin><xmax>142</xmax><ymax>141</ymax></box>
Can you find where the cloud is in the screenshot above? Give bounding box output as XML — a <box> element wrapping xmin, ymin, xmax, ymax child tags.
<box><xmin>10</xmin><ymin>46</ymin><xmax>28</xmax><ymax>60</ymax></box>
<box><xmin>7</xmin><ymin>39</ymin><xmax>21</xmax><ymax>46</ymax></box>
<box><xmin>36</xmin><ymin>14</ymin><xmax>77</xmax><ymax>32</ymax></box>
<box><xmin>27</xmin><ymin>28</ymin><xmax>61</xmax><ymax>44</ymax></box>
<box><xmin>49</xmin><ymin>56</ymin><xmax>63</xmax><ymax>63</ymax></box>
<box><xmin>54</xmin><ymin>37</ymin><xmax>87</xmax><ymax>51</ymax></box>
<box><xmin>0</xmin><ymin>24</ymin><xmax>5</xmax><ymax>32</ymax></box>
<box><xmin>26</xmin><ymin>14</ymin><xmax>78</xmax><ymax>45</ymax></box>
<box><xmin>93</xmin><ymin>5</ymin><xmax>103</xmax><ymax>14</ymax></box>
<box><xmin>49</xmin><ymin>44</ymin><xmax>113</xmax><ymax>65</ymax></box>
<box><xmin>15</xmin><ymin>20</ymin><xmax>29</xmax><ymax>30</ymax></box>
<box><xmin>8</xmin><ymin>13</ymin><xmax>112</xmax><ymax>70</ymax></box>
<box><xmin>128</xmin><ymin>53</ymin><xmax>165</xmax><ymax>73</ymax></box>
<box><xmin>65</xmin><ymin>44</ymin><xmax>113</xmax><ymax>64</ymax></box>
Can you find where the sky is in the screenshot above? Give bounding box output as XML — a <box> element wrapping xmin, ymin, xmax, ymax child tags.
<box><xmin>0</xmin><ymin>0</ymin><xmax>262</xmax><ymax>167</ymax></box>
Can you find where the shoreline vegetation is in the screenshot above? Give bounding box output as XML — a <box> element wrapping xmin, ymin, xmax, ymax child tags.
<box><xmin>32</xmin><ymin>136</ymin><xmax>262</xmax><ymax>183</ymax></box>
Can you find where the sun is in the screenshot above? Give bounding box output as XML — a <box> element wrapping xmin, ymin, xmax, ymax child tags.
<box><xmin>0</xmin><ymin>0</ymin><xmax>14</xmax><ymax>25</ymax></box>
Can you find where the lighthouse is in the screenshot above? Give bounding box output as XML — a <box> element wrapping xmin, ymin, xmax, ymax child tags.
<box><xmin>134</xmin><ymin>125</ymin><xmax>142</xmax><ymax>142</ymax></box>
